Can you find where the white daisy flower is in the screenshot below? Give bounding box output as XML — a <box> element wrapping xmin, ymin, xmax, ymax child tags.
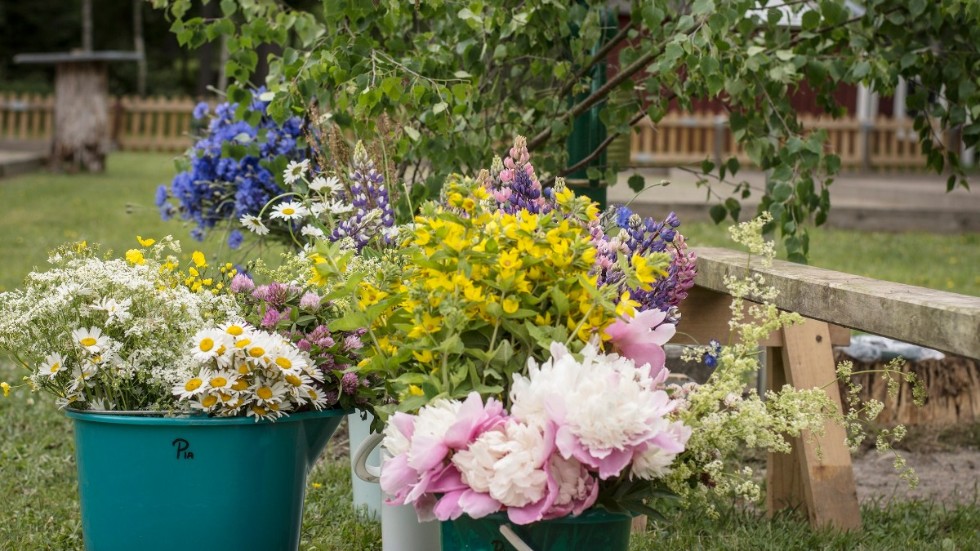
<box><xmin>300</xmin><ymin>225</ymin><xmax>326</xmax><ymax>239</ymax></box>
<box><xmin>38</xmin><ymin>352</ymin><xmax>66</xmax><ymax>378</ymax></box>
<box><xmin>205</xmin><ymin>369</ymin><xmax>235</xmax><ymax>389</ymax></box>
<box><xmin>246</xmin><ymin>403</ymin><xmax>281</xmax><ymax>421</ymax></box>
<box><xmin>91</xmin><ymin>297</ymin><xmax>132</xmax><ymax>325</ymax></box>
<box><xmin>72</xmin><ymin>326</ymin><xmax>110</xmax><ymax>354</ymax></box>
<box><xmin>190</xmin><ymin>392</ymin><xmax>221</xmax><ymax>413</ymax></box>
<box><xmin>219</xmin><ymin>321</ymin><xmax>248</xmax><ymax>339</ymax></box>
<box><xmin>240</xmin><ymin>214</ymin><xmax>270</xmax><ymax>236</ymax></box>
<box><xmin>326</xmin><ymin>200</ymin><xmax>354</xmax><ymax>215</ymax></box>
<box><xmin>309</xmin><ymin>175</ymin><xmax>342</xmax><ymax>193</ymax></box>
<box><xmin>173</xmin><ymin>370</ymin><xmax>210</xmax><ymax>400</ymax></box>
<box><xmin>251</xmin><ymin>379</ymin><xmax>289</xmax><ymax>407</ymax></box>
<box><xmin>190</xmin><ymin>328</ymin><xmax>232</xmax><ymax>364</ymax></box>
<box><xmin>68</xmin><ymin>363</ymin><xmax>99</xmax><ymax>393</ymax></box>
<box><xmin>283</xmin><ymin>159</ymin><xmax>310</xmax><ymax>184</ymax></box>
<box><xmin>241</xmin><ymin>333</ymin><xmax>276</xmax><ymax>366</ymax></box>
<box><xmin>304</xmin><ymin>386</ymin><xmax>330</xmax><ymax>410</ymax></box>
<box><xmin>270</xmin><ymin>201</ymin><xmax>310</xmax><ymax>221</ymax></box>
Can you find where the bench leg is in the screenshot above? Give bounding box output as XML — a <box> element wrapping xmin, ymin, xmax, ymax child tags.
<box><xmin>766</xmin><ymin>319</ymin><xmax>862</xmax><ymax>530</ymax></box>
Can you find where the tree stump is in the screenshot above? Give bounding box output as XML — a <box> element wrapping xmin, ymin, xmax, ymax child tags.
<box><xmin>52</xmin><ymin>61</ymin><xmax>109</xmax><ymax>172</ymax></box>
<box><xmin>14</xmin><ymin>51</ymin><xmax>142</xmax><ymax>173</ymax></box>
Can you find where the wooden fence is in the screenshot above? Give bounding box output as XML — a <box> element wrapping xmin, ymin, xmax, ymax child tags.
<box><xmin>682</xmin><ymin>247</ymin><xmax>980</xmax><ymax>530</ymax></box>
<box><xmin>0</xmin><ymin>92</ymin><xmax>966</xmax><ymax>168</ymax></box>
<box><xmin>630</xmin><ymin>113</ymin><xmax>960</xmax><ymax>170</ymax></box>
<box><xmin>0</xmin><ymin>92</ymin><xmax>197</xmax><ymax>152</ymax></box>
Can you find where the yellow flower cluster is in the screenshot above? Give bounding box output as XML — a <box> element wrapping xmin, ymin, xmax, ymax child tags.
<box><xmin>124</xmin><ymin>236</ymin><xmax>236</xmax><ymax>295</ymax></box>
<box><xmin>357</xmin><ymin>177</ymin><xmax>625</xmax><ymax>408</ymax></box>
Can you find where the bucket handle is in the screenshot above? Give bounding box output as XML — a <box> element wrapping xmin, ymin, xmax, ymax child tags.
<box><xmin>352</xmin><ymin>431</ymin><xmax>385</xmax><ymax>483</ymax></box>
<box><xmin>499</xmin><ymin>525</ymin><xmax>535</xmax><ymax>551</ymax></box>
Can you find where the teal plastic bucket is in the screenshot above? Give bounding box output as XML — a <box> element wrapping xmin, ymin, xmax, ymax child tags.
<box><xmin>66</xmin><ymin>408</ymin><xmax>347</xmax><ymax>551</ymax></box>
<box><xmin>441</xmin><ymin>508</ymin><xmax>633</xmax><ymax>551</ymax></box>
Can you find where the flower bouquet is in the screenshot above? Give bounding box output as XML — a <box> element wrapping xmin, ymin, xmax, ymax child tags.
<box><xmin>306</xmin><ymin>137</ymin><xmax>702</xmax><ymax>549</ymax></box>
<box><xmin>0</xmin><ymin>236</ymin><xmax>366</xmax><ymax>549</ymax></box>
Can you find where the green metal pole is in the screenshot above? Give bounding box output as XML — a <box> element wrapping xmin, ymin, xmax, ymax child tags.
<box><xmin>565</xmin><ymin>7</ymin><xmax>617</xmax><ymax>211</ymax></box>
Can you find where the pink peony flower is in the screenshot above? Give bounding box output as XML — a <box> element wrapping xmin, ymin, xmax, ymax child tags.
<box><xmin>512</xmin><ymin>342</ymin><xmax>686</xmax><ymax>480</ymax></box>
<box><xmin>605</xmin><ymin>308</ymin><xmax>676</xmax><ymax>376</ymax></box>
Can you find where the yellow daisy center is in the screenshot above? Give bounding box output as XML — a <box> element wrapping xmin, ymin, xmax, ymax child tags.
<box><xmin>283</xmin><ymin>207</ymin><xmax>296</xmax><ymax>216</ymax></box>
<box><xmin>209</xmin><ymin>376</ymin><xmax>227</xmax><ymax>388</ymax></box>
<box><xmin>285</xmin><ymin>374</ymin><xmax>302</xmax><ymax>387</ymax></box>
<box><xmin>184</xmin><ymin>378</ymin><xmax>203</xmax><ymax>392</ymax></box>
<box><xmin>226</xmin><ymin>325</ymin><xmax>244</xmax><ymax>336</ymax></box>
<box><xmin>248</xmin><ymin>347</ymin><xmax>265</xmax><ymax>358</ymax></box>
<box><xmin>201</xmin><ymin>395</ymin><xmax>218</xmax><ymax>408</ymax></box>
<box><xmin>49</xmin><ymin>363</ymin><xmax>61</xmax><ymax>373</ymax></box>
<box><xmin>275</xmin><ymin>357</ymin><xmax>292</xmax><ymax>370</ymax></box>
<box><xmin>198</xmin><ymin>338</ymin><xmax>214</xmax><ymax>352</ymax></box>
<box><xmin>231</xmin><ymin>379</ymin><xmax>249</xmax><ymax>391</ymax></box>
<box><xmin>256</xmin><ymin>386</ymin><xmax>273</xmax><ymax>400</ymax></box>
<box><xmin>80</xmin><ymin>337</ymin><xmax>97</xmax><ymax>347</ymax></box>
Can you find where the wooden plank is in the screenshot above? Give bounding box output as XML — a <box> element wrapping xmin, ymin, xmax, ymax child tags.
<box><xmin>779</xmin><ymin>319</ymin><xmax>861</xmax><ymax>530</ymax></box>
<box><xmin>693</xmin><ymin>247</ymin><xmax>980</xmax><ymax>359</ymax></box>
<box><xmin>765</xmin><ymin>347</ymin><xmax>807</xmax><ymax>515</ymax></box>
<box><xmin>675</xmin><ymin>286</ymin><xmax>850</xmax><ymax>347</ymax></box>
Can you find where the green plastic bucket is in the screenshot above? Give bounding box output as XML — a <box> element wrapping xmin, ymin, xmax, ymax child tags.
<box><xmin>441</xmin><ymin>508</ymin><xmax>633</xmax><ymax>551</ymax></box>
<box><xmin>66</xmin><ymin>408</ymin><xmax>347</xmax><ymax>551</ymax></box>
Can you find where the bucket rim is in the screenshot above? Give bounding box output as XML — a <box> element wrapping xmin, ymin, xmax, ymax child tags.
<box><xmin>65</xmin><ymin>406</ymin><xmax>353</xmax><ymax>426</ymax></box>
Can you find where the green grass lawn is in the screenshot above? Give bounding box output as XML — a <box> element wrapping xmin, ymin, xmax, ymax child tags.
<box><xmin>0</xmin><ymin>152</ymin><xmax>285</xmax><ymax>293</ymax></box>
<box><xmin>1</xmin><ymin>152</ymin><xmax>978</xmax><ymax>549</ymax></box>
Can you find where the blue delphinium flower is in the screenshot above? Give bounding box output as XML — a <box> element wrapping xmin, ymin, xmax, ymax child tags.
<box><xmin>703</xmin><ymin>339</ymin><xmax>722</xmax><ymax>368</ymax></box>
<box><xmin>227</xmin><ymin>230</ymin><xmax>244</xmax><ymax>250</ymax></box>
<box><xmin>192</xmin><ymin>101</ymin><xmax>209</xmax><ymax>120</ymax></box>
<box><xmin>157</xmin><ymin>89</ymin><xmax>304</xmax><ymax>243</ymax></box>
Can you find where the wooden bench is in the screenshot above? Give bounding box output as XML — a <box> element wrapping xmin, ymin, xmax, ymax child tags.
<box><xmin>670</xmin><ymin>247</ymin><xmax>980</xmax><ymax>530</ymax></box>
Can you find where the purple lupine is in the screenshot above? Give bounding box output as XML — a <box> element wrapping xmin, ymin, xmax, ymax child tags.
<box><xmin>481</xmin><ymin>136</ymin><xmax>551</xmax><ymax>215</ymax></box>
<box><xmin>328</xmin><ymin>142</ymin><xmax>396</xmax><ymax>251</ymax></box>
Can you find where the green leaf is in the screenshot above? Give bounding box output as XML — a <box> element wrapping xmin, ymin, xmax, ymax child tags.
<box><xmin>701</xmin><ymin>159</ymin><xmax>715</xmax><ymax>174</ymax></box>
<box><xmin>709</xmin><ymin>204</ymin><xmax>726</xmax><ymax>224</ymax></box>
<box><xmin>628</xmin><ymin>173</ymin><xmax>645</xmax><ymax>193</ymax></box>
<box><xmin>403</xmin><ymin>126</ymin><xmax>421</xmax><ymax>141</ymax></box>
<box><xmin>801</xmin><ymin>10</ymin><xmax>820</xmax><ymax>31</ymax></box>
<box><xmin>724</xmin><ymin>197</ymin><xmax>741</xmax><ymax>222</ymax></box>
<box><xmin>771</xmin><ymin>182</ymin><xmax>793</xmax><ymax>203</ymax></box>
<box><xmin>851</xmin><ymin>61</ymin><xmax>871</xmax><ymax>80</ymax></box>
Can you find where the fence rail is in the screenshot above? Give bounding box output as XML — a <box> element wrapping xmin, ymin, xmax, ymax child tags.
<box><xmin>0</xmin><ymin>93</ymin><xmax>197</xmax><ymax>152</ymax></box>
<box><xmin>631</xmin><ymin>113</ymin><xmax>962</xmax><ymax>170</ymax></box>
<box><xmin>0</xmin><ymin>92</ymin><xmax>967</xmax><ymax>168</ymax></box>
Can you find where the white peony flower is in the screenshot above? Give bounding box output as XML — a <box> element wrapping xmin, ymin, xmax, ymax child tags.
<box><xmin>452</xmin><ymin>420</ymin><xmax>549</xmax><ymax>508</ymax></box>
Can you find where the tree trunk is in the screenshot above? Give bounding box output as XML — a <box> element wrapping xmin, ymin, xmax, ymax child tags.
<box><xmin>133</xmin><ymin>0</ymin><xmax>146</xmax><ymax>96</ymax></box>
<box><xmin>81</xmin><ymin>0</ymin><xmax>93</xmax><ymax>51</ymax></box>
<box><xmin>51</xmin><ymin>62</ymin><xmax>109</xmax><ymax>173</ymax></box>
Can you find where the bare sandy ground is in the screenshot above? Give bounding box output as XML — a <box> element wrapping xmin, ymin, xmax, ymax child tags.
<box><xmin>852</xmin><ymin>449</ymin><xmax>980</xmax><ymax>505</ymax></box>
